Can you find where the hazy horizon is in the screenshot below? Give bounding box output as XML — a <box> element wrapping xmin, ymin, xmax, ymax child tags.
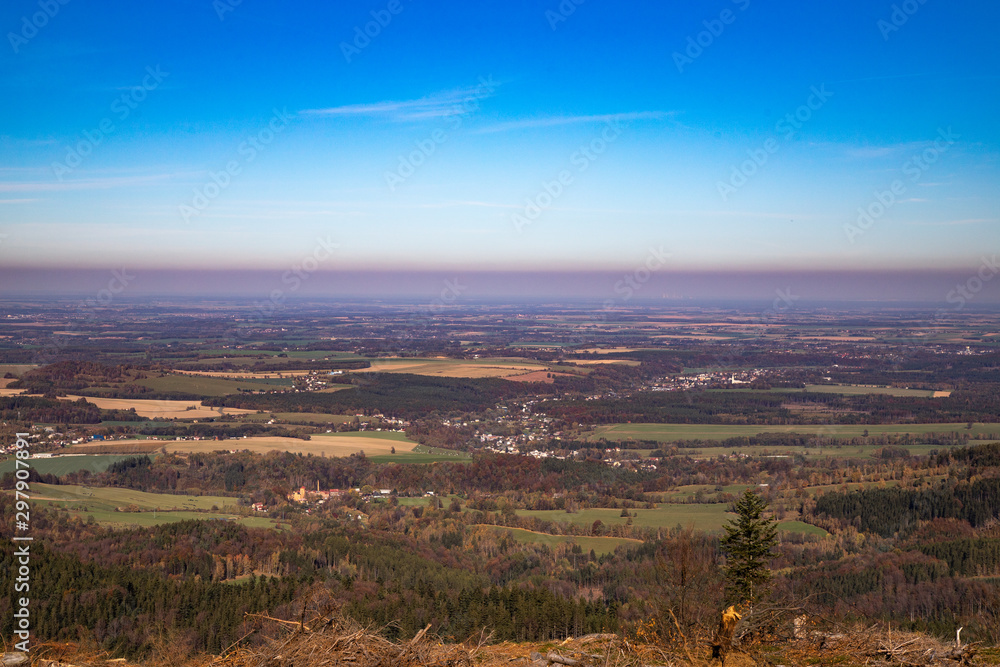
<box><xmin>1</xmin><ymin>1</ymin><xmax>997</xmax><ymax>304</ymax></box>
<box><xmin>1</xmin><ymin>267</ymin><xmax>998</xmax><ymax>305</ymax></box>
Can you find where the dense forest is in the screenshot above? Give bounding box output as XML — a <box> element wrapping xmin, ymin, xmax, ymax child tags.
<box><xmin>543</xmin><ymin>387</ymin><xmax>1000</xmax><ymax>425</ymax></box>
<box><xmin>0</xmin><ymin>395</ymin><xmax>144</xmax><ymax>424</ymax></box>
<box><xmin>204</xmin><ymin>373</ymin><xmax>559</xmax><ymax>418</ymax></box>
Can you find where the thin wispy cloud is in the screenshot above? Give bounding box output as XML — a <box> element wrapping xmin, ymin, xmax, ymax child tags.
<box><xmin>301</xmin><ymin>85</ymin><xmax>498</xmax><ymax>122</ymax></box>
<box><xmin>924</xmin><ymin>218</ymin><xmax>995</xmax><ymax>226</ymax></box>
<box><xmin>843</xmin><ymin>141</ymin><xmax>934</xmax><ymax>159</ymax></box>
<box><xmin>476</xmin><ymin>111</ymin><xmax>674</xmax><ymax>134</ymax></box>
<box><xmin>0</xmin><ymin>174</ymin><xmax>175</xmax><ymax>193</ymax></box>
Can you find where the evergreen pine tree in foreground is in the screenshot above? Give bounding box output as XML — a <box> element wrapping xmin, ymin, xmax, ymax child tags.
<box><xmin>720</xmin><ymin>489</ymin><xmax>779</xmax><ymax>609</ymax></box>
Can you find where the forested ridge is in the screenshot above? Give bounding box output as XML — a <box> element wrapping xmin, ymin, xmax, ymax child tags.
<box><xmin>0</xmin><ymin>395</ymin><xmax>145</xmax><ymax>424</ymax></box>
<box><xmin>204</xmin><ymin>373</ymin><xmax>553</xmax><ymax>417</ymax></box>
<box><xmin>543</xmin><ymin>388</ymin><xmax>1000</xmax><ymax>425</ymax></box>
<box><xmin>813</xmin><ymin>477</ymin><xmax>1000</xmax><ymax>536</ymax></box>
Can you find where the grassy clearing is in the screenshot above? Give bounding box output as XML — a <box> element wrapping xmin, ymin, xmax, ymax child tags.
<box><xmin>395</xmin><ymin>494</ymin><xmax>462</xmax><ymax>507</ymax></box>
<box><xmin>99</xmin><ymin>420</ymin><xmax>174</xmax><ymax>428</ymax></box>
<box><xmin>590</xmin><ymin>422</ymin><xmax>1000</xmax><ymax>443</ymax></box>
<box><xmin>29</xmin><ymin>483</ymin><xmax>235</xmax><ymax>510</ymax></box>
<box><xmin>10</xmin><ymin>483</ymin><xmax>277</xmax><ymax>529</ymax></box>
<box><xmin>517</xmin><ymin>504</ymin><xmax>732</xmax><ymax>532</ymax></box>
<box><xmin>670</xmin><ymin>442</ymin><xmax>967</xmax><ymax>460</ymax></box>
<box><xmin>486</xmin><ymin>526</ymin><xmax>641</xmax><ymax>556</ymax></box>
<box><xmin>139</xmin><ymin>374</ymin><xmax>292</xmax><ymax>396</ymax></box>
<box><xmin>238</xmin><ymin>412</ymin><xmax>367</xmax><ymax>425</ymax></box>
<box><xmin>651</xmin><ymin>484</ymin><xmax>751</xmax><ymax>502</ymax></box>
<box><xmin>57</xmin><ymin>395</ymin><xmax>255</xmax><ymax>419</ymax></box>
<box><xmin>563</xmin><ymin>359</ymin><xmax>642</xmax><ymax>367</ymax></box>
<box><xmin>355</xmin><ymin>357</ymin><xmax>550</xmax><ymax>378</ymax></box>
<box><xmin>160</xmin><ymin>431</ymin><xmax>416</xmax><ymax>457</ymax></box>
<box><xmin>370</xmin><ymin>445</ymin><xmax>472</xmax><ymax>464</ymax></box>
<box><xmin>775</xmin><ymin>384</ymin><xmax>936</xmax><ymax>398</ymax></box>
<box><xmin>516</xmin><ymin>504</ymin><xmax>826</xmax><ymax>536</ymax></box>
<box><xmin>0</xmin><ymin>454</ymin><xmax>144</xmax><ymax>477</ymax></box>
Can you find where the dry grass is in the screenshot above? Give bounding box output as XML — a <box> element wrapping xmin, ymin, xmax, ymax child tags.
<box><xmin>505</xmin><ymin>370</ymin><xmax>567</xmax><ymax>383</ymax></box>
<box><xmin>776</xmin><ymin>620</ymin><xmax>978</xmax><ymax>667</ymax></box>
<box><xmin>59</xmin><ymin>395</ymin><xmax>255</xmax><ymax>419</ymax></box>
<box><xmin>174</xmin><ymin>370</ymin><xmax>313</xmax><ymax>378</ymax></box>
<box><xmin>16</xmin><ymin>616</ymin><xmax>976</xmax><ymax>667</ymax></box>
<box><xmin>212</xmin><ymin>604</ymin><xmax>728</xmax><ymax>667</ymax></box>
<box><xmin>565</xmin><ymin>359</ymin><xmax>642</xmax><ymax>366</ymax></box>
<box><xmin>162</xmin><ymin>434</ymin><xmax>415</xmax><ymax>457</ymax></box>
<box><xmin>355</xmin><ymin>359</ymin><xmax>546</xmax><ymax>378</ymax></box>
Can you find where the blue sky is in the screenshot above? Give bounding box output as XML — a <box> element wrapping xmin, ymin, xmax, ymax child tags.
<box><xmin>0</xmin><ymin>0</ymin><xmax>998</xmax><ymax>298</ymax></box>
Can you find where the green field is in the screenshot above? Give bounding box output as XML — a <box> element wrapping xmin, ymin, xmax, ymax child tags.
<box><xmin>30</xmin><ymin>483</ymin><xmax>236</xmax><ymax>510</ymax></box>
<box><xmin>652</xmin><ymin>484</ymin><xmax>751</xmax><ymax>502</ymax></box>
<box><xmin>0</xmin><ymin>455</ymin><xmax>145</xmax><ymax>477</ymax></box>
<box><xmin>138</xmin><ymin>374</ymin><xmax>293</xmax><ymax>396</ymax></box>
<box><xmin>487</xmin><ymin>526</ymin><xmax>641</xmax><ymax>556</ymax></box>
<box><xmin>516</xmin><ymin>504</ymin><xmax>825</xmax><ymax>536</ymax></box>
<box><xmin>169</xmin><ymin>351</ymin><xmax>365</xmax><ymax>367</ymax></box>
<box><xmin>590</xmin><ymin>422</ymin><xmax>1000</xmax><ymax>443</ymax></box>
<box><xmin>395</xmin><ymin>493</ymin><xmax>462</xmax><ymax>506</ymax></box>
<box><xmin>518</xmin><ymin>504</ymin><xmax>732</xmax><ymax>532</ymax></box>
<box><xmin>778</xmin><ymin>384</ymin><xmax>937</xmax><ymax>398</ymax></box>
<box><xmin>99</xmin><ymin>421</ymin><xmax>173</xmax><ymax>428</ymax></box>
<box><xmin>15</xmin><ymin>483</ymin><xmax>275</xmax><ymax>529</ymax></box>
<box><xmin>676</xmin><ymin>443</ymin><xmax>963</xmax><ymax>460</ymax></box>
<box><xmin>370</xmin><ymin>445</ymin><xmax>473</xmax><ymax>464</ymax></box>
<box><xmin>314</xmin><ymin>430</ymin><xmax>415</xmax><ymax>443</ymax></box>
<box><xmin>356</xmin><ymin>356</ymin><xmax>553</xmax><ymax>378</ymax></box>
<box><xmin>239</xmin><ymin>412</ymin><xmax>367</xmax><ymax>425</ymax></box>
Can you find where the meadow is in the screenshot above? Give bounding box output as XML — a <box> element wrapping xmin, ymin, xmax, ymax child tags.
<box><xmin>160</xmin><ymin>430</ymin><xmax>417</xmax><ymax>457</ymax></box>
<box><xmin>139</xmin><ymin>373</ymin><xmax>293</xmax><ymax>396</ymax></box>
<box><xmin>516</xmin><ymin>504</ymin><xmax>827</xmax><ymax>536</ymax></box>
<box><xmin>369</xmin><ymin>445</ymin><xmax>473</xmax><ymax>464</ymax></box>
<box><xmin>776</xmin><ymin>384</ymin><xmax>939</xmax><ymax>398</ymax></box>
<box><xmin>58</xmin><ymin>395</ymin><xmax>256</xmax><ymax>419</ymax></box>
<box><xmin>517</xmin><ymin>504</ymin><xmax>733</xmax><ymax>533</ymax></box>
<box><xmin>589</xmin><ymin>422</ymin><xmax>1000</xmax><ymax>443</ymax></box>
<box><xmin>354</xmin><ymin>357</ymin><xmax>552</xmax><ymax>379</ymax></box>
<box><xmin>0</xmin><ymin>454</ymin><xmax>142</xmax><ymax>477</ymax></box>
<box><xmin>238</xmin><ymin>412</ymin><xmax>368</xmax><ymax>425</ymax></box>
<box><xmin>484</xmin><ymin>526</ymin><xmax>642</xmax><ymax>556</ymax></box>
<box><xmin>16</xmin><ymin>483</ymin><xmax>276</xmax><ymax>528</ymax></box>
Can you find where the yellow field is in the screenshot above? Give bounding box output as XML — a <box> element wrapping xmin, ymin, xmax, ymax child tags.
<box><xmin>356</xmin><ymin>357</ymin><xmax>547</xmax><ymax>378</ymax></box>
<box><xmin>161</xmin><ymin>433</ymin><xmax>416</xmax><ymax>457</ymax></box>
<box><xmin>932</xmin><ymin>391</ymin><xmax>953</xmax><ymax>398</ymax></box>
<box><xmin>0</xmin><ymin>388</ymin><xmax>25</xmax><ymax>396</ymax></box>
<box><xmin>652</xmin><ymin>334</ymin><xmax>732</xmax><ymax>340</ymax></box>
<box><xmin>565</xmin><ymin>359</ymin><xmax>641</xmax><ymax>366</ymax></box>
<box><xmin>797</xmin><ymin>336</ymin><xmax>877</xmax><ymax>341</ymax></box>
<box><xmin>174</xmin><ymin>369</ymin><xmax>312</xmax><ymax>378</ymax></box>
<box><xmin>60</xmin><ymin>395</ymin><xmax>256</xmax><ymax>419</ymax></box>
